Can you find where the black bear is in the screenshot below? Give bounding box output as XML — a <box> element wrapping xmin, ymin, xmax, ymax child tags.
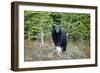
<box><xmin>52</xmin><ymin>25</ymin><xmax>67</xmax><ymax>56</ymax></box>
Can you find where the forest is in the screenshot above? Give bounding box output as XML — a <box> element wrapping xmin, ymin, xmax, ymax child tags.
<box><xmin>24</xmin><ymin>10</ymin><xmax>90</xmax><ymax>61</ymax></box>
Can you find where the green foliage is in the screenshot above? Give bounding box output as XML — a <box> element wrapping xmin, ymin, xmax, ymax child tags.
<box><xmin>24</xmin><ymin>10</ymin><xmax>90</xmax><ymax>42</ymax></box>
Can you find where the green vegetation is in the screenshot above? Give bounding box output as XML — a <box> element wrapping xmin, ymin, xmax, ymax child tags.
<box><xmin>24</xmin><ymin>10</ymin><xmax>90</xmax><ymax>61</ymax></box>
<box><xmin>24</xmin><ymin>11</ymin><xmax>90</xmax><ymax>43</ymax></box>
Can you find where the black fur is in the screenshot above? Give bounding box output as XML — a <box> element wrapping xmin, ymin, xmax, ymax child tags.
<box><xmin>52</xmin><ymin>25</ymin><xmax>67</xmax><ymax>52</ymax></box>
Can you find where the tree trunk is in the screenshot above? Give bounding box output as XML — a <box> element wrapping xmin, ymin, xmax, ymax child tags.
<box><xmin>67</xmin><ymin>23</ymin><xmax>70</xmax><ymax>45</ymax></box>
<box><xmin>41</xmin><ymin>29</ymin><xmax>44</xmax><ymax>45</ymax></box>
<box><xmin>67</xmin><ymin>17</ymin><xmax>72</xmax><ymax>42</ymax></box>
<box><xmin>80</xmin><ymin>23</ymin><xmax>83</xmax><ymax>45</ymax></box>
<box><xmin>28</xmin><ymin>28</ymin><xmax>30</xmax><ymax>41</ymax></box>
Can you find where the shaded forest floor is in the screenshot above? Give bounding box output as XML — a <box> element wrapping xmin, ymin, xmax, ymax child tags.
<box><xmin>24</xmin><ymin>40</ymin><xmax>90</xmax><ymax>61</ymax></box>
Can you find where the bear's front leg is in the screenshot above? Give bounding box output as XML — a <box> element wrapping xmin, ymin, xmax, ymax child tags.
<box><xmin>56</xmin><ymin>46</ymin><xmax>62</xmax><ymax>57</ymax></box>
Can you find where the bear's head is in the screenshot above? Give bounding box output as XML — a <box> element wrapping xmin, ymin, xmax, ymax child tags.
<box><xmin>53</xmin><ymin>25</ymin><xmax>61</xmax><ymax>34</ymax></box>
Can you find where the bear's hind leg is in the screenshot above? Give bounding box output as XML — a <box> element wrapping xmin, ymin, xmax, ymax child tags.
<box><xmin>62</xmin><ymin>43</ymin><xmax>67</xmax><ymax>54</ymax></box>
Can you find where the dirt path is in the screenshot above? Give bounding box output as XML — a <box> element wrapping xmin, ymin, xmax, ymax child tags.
<box><xmin>24</xmin><ymin>43</ymin><xmax>89</xmax><ymax>61</ymax></box>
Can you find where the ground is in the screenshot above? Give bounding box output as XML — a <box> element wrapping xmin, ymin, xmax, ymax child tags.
<box><xmin>24</xmin><ymin>40</ymin><xmax>90</xmax><ymax>61</ymax></box>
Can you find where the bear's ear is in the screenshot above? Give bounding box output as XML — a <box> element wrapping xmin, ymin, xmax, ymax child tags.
<box><xmin>52</xmin><ymin>25</ymin><xmax>55</xmax><ymax>29</ymax></box>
